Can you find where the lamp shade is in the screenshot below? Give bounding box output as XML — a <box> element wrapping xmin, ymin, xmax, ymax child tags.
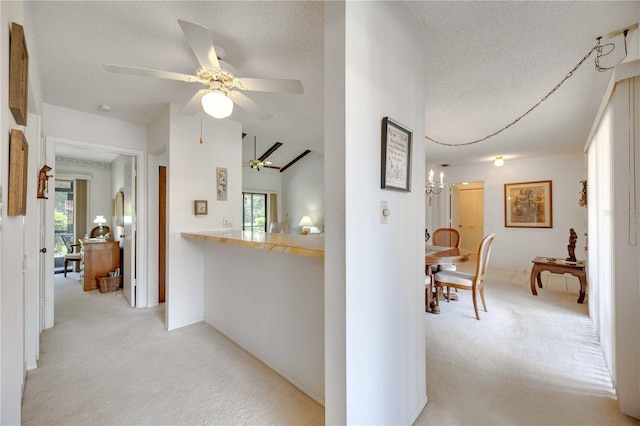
<box><xmin>201</xmin><ymin>90</ymin><xmax>233</xmax><ymax>118</ymax></box>
<box><xmin>93</xmin><ymin>215</ymin><xmax>107</xmax><ymax>224</ymax></box>
<box><xmin>298</xmin><ymin>216</ymin><xmax>313</xmax><ymax>227</ymax></box>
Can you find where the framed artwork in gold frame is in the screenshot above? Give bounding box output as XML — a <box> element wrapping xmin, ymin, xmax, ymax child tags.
<box><xmin>504</xmin><ymin>180</ymin><xmax>552</xmax><ymax>228</ymax></box>
<box><xmin>8</xmin><ymin>129</ymin><xmax>29</xmax><ymax>216</ymax></box>
<box><xmin>9</xmin><ymin>22</ymin><xmax>29</xmax><ymax>126</ymax></box>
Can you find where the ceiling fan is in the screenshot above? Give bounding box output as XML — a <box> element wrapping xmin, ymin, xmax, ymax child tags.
<box><xmin>103</xmin><ymin>19</ymin><xmax>303</xmax><ymax>120</ymax></box>
<box><xmin>243</xmin><ymin>136</ymin><xmax>282</xmax><ymax>171</ymax></box>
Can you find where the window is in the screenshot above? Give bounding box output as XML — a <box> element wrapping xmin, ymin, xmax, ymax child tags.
<box><xmin>243</xmin><ymin>193</ymin><xmax>267</xmax><ymax>232</ymax></box>
<box><xmin>54</xmin><ymin>180</ymin><xmax>74</xmax><ymax>258</ymax></box>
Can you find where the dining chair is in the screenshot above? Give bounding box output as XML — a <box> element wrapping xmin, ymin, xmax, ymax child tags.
<box><xmin>433</xmin><ymin>233</ymin><xmax>496</xmax><ymax>320</ymax></box>
<box><xmin>431</xmin><ymin>228</ymin><xmax>461</xmax><ymax>295</ymax></box>
<box><xmin>61</xmin><ymin>234</ymin><xmax>83</xmax><ymax>277</ymax></box>
<box><xmin>432</xmin><ymin>228</ymin><xmax>460</xmax><ymax>248</ymax></box>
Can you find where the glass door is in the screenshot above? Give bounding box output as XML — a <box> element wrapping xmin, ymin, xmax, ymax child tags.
<box><xmin>243</xmin><ymin>193</ymin><xmax>267</xmax><ymax>232</ymax></box>
<box><xmin>54</xmin><ymin>180</ymin><xmax>74</xmax><ymax>271</ymax></box>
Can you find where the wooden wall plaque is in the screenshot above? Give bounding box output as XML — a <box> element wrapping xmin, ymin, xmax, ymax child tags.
<box><xmin>9</xmin><ymin>22</ymin><xmax>29</xmax><ymax>126</ymax></box>
<box><xmin>8</xmin><ymin>129</ymin><xmax>29</xmax><ymax>216</ymax></box>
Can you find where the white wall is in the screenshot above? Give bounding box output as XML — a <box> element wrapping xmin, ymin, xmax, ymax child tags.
<box><xmin>433</xmin><ymin>153</ymin><xmax>587</xmax><ymax>270</ymax></box>
<box><xmin>1</xmin><ymin>2</ymin><xmax>31</xmax><ymax>422</ymax></box>
<box><xmin>325</xmin><ymin>2</ymin><xmax>427</xmax><ymax>424</ymax></box>
<box><xmin>281</xmin><ymin>152</ymin><xmax>324</xmax><ymax>232</ymax></box>
<box><xmin>166</xmin><ymin>104</ymin><xmax>242</xmax><ymax>330</ymax></box>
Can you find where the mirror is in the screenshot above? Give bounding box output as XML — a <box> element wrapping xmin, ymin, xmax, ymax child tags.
<box><xmin>115</xmin><ymin>191</ymin><xmax>124</xmax><ymax>226</ymax></box>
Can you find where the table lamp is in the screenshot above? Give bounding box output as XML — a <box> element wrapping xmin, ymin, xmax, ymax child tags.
<box><xmin>94</xmin><ymin>215</ymin><xmax>107</xmax><ymax>238</ymax></box>
<box><xmin>298</xmin><ymin>216</ymin><xmax>313</xmax><ymax>235</ymax></box>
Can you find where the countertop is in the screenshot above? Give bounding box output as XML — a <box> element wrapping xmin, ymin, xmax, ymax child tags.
<box><xmin>181</xmin><ymin>230</ymin><xmax>324</xmax><ymax>259</ymax></box>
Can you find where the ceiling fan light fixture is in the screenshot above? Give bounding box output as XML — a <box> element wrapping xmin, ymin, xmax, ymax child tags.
<box><xmin>201</xmin><ymin>90</ymin><xmax>233</xmax><ymax>119</ymax></box>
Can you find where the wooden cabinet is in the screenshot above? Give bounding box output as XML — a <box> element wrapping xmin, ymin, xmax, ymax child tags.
<box><xmin>83</xmin><ymin>241</ymin><xmax>120</xmax><ymax>291</ymax></box>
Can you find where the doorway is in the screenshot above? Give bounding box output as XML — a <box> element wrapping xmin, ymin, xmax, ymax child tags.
<box><xmin>40</xmin><ymin>137</ymin><xmax>149</xmax><ymax>331</ymax></box>
<box><xmin>450</xmin><ymin>182</ymin><xmax>484</xmax><ymax>252</ymax></box>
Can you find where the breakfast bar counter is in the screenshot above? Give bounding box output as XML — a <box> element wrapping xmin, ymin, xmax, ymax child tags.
<box><xmin>181</xmin><ymin>230</ymin><xmax>324</xmax><ymax>258</ymax></box>
<box><xmin>182</xmin><ymin>230</ymin><xmax>325</xmax><ymax>404</ymax></box>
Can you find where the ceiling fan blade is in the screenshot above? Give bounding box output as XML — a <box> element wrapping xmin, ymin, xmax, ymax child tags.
<box><xmin>177</xmin><ymin>19</ymin><xmax>220</xmax><ymax>72</ymax></box>
<box><xmin>228</xmin><ymin>91</ymin><xmax>273</xmax><ymax>121</ymax></box>
<box><xmin>179</xmin><ymin>89</ymin><xmax>208</xmax><ymax>115</ymax></box>
<box><xmin>103</xmin><ymin>63</ymin><xmax>199</xmax><ymax>83</ymax></box>
<box><xmin>236</xmin><ymin>78</ymin><xmax>303</xmax><ymax>94</ymax></box>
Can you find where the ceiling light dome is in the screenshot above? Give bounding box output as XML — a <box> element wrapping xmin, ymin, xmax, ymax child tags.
<box><xmin>201</xmin><ymin>90</ymin><xmax>233</xmax><ymax>119</ymax></box>
<box><xmin>494</xmin><ymin>156</ymin><xmax>504</xmax><ymax>167</ymax></box>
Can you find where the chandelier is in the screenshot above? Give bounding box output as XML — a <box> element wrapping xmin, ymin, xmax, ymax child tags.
<box><xmin>425</xmin><ymin>169</ymin><xmax>445</xmax><ymax>196</ymax></box>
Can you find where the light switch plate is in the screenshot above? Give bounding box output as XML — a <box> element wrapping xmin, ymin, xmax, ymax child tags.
<box><xmin>381</xmin><ymin>201</ymin><xmax>389</xmax><ymax>224</ymax></box>
<box><xmin>223</xmin><ymin>218</ymin><xmax>232</xmax><ymax>228</ymax></box>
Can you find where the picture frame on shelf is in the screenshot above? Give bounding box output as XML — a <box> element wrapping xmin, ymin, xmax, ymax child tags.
<box><xmin>381</xmin><ymin>116</ymin><xmax>412</xmax><ymax>192</ymax></box>
<box><xmin>9</xmin><ymin>22</ymin><xmax>29</xmax><ymax>126</ymax></box>
<box><xmin>194</xmin><ymin>200</ymin><xmax>208</xmax><ymax>216</ymax></box>
<box><xmin>8</xmin><ymin>129</ymin><xmax>29</xmax><ymax>216</ymax></box>
<box><xmin>504</xmin><ymin>180</ymin><xmax>553</xmax><ymax>228</ymax></box>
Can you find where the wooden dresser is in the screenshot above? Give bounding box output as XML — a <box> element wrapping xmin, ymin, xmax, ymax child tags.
<box><xmin>83</xmin><ymin>241</ymin><xmax>120</xmax><ymax>291</ymax></box>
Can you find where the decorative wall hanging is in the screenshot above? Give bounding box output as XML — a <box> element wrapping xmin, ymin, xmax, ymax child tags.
<box><xmin>504</xmin><ymin>180</ymin><xmax>552</xmax><ymax>228</ymax></box>
<box><xmin>9</xmin><ymin>22</ymin><xmax>29</xmax><ymax>126</ymax></box>
<box><xmin>36</xmin><ymin>165</ymin><xmax>52</xmax><ymax>199</ymax></box>
<box><xmin>381</xmin><ymin>117</ymin><xmax>412</xmax><ymax>192</ymax></box>
<box><xmin>8</xmin><ymin>129</ymin><xmax>29</xmax><ymax>215</ymax></box>
<box><xmin>578</xmin><ymin>180</ymin><xmax>587</xmax><ymax>207</ymax></box>
<box><xmin>216</xmin><ymin>167</ymin><xmax>227</xmax><ymax>201</ymax></box>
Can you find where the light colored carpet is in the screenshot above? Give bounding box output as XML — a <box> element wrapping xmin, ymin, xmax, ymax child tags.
<box><xmin>22</xmin><ymin>268</ymin><xmax>640</xmax><ymax>425</ymax></box>
<box><xmin>21</xmin><ymin>273</ymin><xmax>324</xmax><ymax>425</ymax></box>
<box><xmin>415</xmin><ymin>265</ymin><xmax>639</xmax><ymax>426</ymax></box>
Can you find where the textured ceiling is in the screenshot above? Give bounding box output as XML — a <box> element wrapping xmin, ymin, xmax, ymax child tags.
<box><xmin>27</xmin><ymin>1</ymin><xmax>640</xmax><ymax>168</ymax></box>
<box><xmin>408</xmin><ymin>1</ymin><xmax>639</xmax><ymax>165</ymax></box>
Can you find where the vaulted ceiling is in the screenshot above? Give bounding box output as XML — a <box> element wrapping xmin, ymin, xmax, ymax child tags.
<box><xmin>27</xmin><ymin>1</ymin><xmax>639</xmax><ymax>167</ymax></box>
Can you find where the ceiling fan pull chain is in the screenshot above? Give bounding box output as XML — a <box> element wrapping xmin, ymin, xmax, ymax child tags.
<box><xmin>200</xmin><ymin>110</ymin><xmax>204</xmax><ymax>144</ymax></box>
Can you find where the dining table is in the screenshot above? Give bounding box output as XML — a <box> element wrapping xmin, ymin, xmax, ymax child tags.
<box><xmin>425</xmin><ymin>245</ymin><xmax>472</xmax><ymax>314</ymax></box>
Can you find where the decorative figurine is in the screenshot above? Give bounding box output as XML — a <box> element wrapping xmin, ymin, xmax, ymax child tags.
<box><xmin>36</xmin><ymin>165</ymin><xmax>52</xmax><ymax>199</ymax></box>
<box><xmin>566</xmin><ymin>228</ymin><xmax>577</xmax><ymax>262</ymax></box>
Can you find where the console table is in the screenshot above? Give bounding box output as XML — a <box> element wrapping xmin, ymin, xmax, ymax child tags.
<box><xmin>83</xmin><ymin>241</ymin><xmax>120</xmax><ymax>291</ymax></box>
<box><xmin>530</xmin><ymin>256</ymin><xmax>587</xmax><ymax>303</ymax></box>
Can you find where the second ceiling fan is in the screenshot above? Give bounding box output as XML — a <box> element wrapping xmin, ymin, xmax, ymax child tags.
<box><xmin>103</xmin><ymin>19</ymin><xmax>303</xmax><ymax>120</ymax></box>
<box><xmin>244</xmin><ymin>136</ymin><xmax>282</xmax><ymax>171</ymax></box>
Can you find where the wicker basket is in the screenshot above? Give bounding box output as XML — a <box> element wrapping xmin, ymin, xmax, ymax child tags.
<box><xmin>97</xmin><ymin>276</ymin><xmax>121</xmax><ymax>293</ymax></box>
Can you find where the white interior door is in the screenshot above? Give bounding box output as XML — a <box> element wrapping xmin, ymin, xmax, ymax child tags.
<box><xmin>43</xmin><ymin>137</ymin><xmax>55</xmax><ymax>329</ymax></box>
<box><xmin>122</xmin><ymin>156</ymin><xmax>136</xmax><ymax>306</ymax></box>
<box><xmin>451</xmin><ymin>182</ymin><xmax>484</xmax><ymax>252</ymax></box>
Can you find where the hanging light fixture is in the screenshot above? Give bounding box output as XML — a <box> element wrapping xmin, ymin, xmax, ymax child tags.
<box><xmin>425</xmin><ymin>169</ymin><xmax>445</xmax><ymax>196</ymax></box>
<box><xmin>494</xmin><ymin>156</ymin><xmax>504</xmax><ymax>167</ymax></box>
<box><xmin>201</xmin><ymin>90</ymin><xmax>233</xmax><ymax>119</ymax></box>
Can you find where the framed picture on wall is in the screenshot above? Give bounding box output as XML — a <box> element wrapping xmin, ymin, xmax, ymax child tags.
<box><xmin>194</xmin><ymin>200</ymin><xmax>208</xmax><ymax>216</ymax></box>
<box><xmin>115</xmin><ymin>191</ymin><xmax>124</xmax><ymax>226</ymax></box>
<box><xmin>381</xmin><ymin>117</ymin><xmax>412</xmax><ymax>192</ymax></box>
<box><xmin>8</xmin><ymin>129</ymin><xmax>28</xmax><ymax>216</ymax></box>
<box><xmin>504</xmin><ymin>180</ymin><xmax>552</xmax><ymax>228</ymax></box>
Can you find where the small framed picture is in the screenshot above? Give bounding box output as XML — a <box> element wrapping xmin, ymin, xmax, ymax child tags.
<box><xmin>194</xmin><ymin>200</ymin><xmax>208</xmax><ymax>216</ymax></box>
<box><xmin>381</xmin><ymin>117</ymin><xmax>412</xmax><ymax>192</ymax></box>
<box><xmin>504</xmin><ymin>180</ymin><xmax>552</xmax><ymax>228</ymax></box>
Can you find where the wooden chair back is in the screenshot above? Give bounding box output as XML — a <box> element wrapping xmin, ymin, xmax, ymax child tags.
<box><xmin>432</xmin><ymin>228</ymin><xmax>461</xmax><ymax>248</ymax></box>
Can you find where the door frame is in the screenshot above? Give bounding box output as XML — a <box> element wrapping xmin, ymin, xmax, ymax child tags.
<box><xmin>41</xmin><ymin>136</ymin><xmax>148</xmax><ymax>325</ymax></box>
